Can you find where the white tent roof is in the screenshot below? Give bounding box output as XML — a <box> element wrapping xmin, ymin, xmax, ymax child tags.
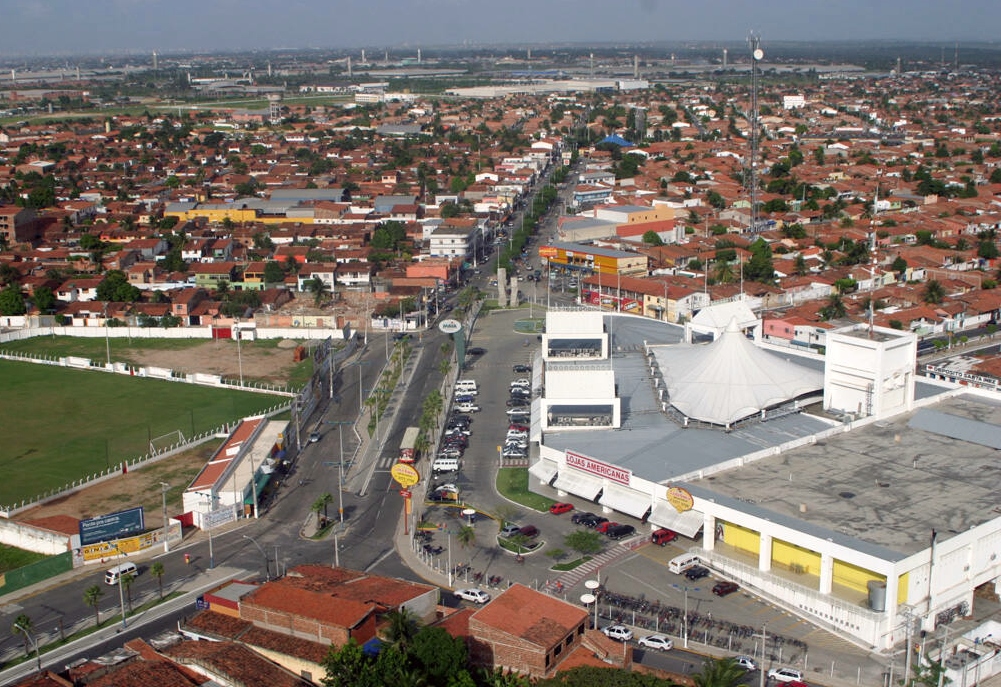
<box><xmin>689</xmin><ymin>300</ymin><xmax>758</xmax><ymax>336</ymax></box>
<box><xmin>657</xmin><ymin>318</ymin><xmax>823</xmax><ymax>426</ymax></box>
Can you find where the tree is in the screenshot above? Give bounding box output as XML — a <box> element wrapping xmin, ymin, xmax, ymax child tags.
<box><xmin>892</xmin><ymin>256</ymin><xmax>908</xmax><ymax>274</ymax></box>
<box><xmin>11</xmin><ymin>613</ymin><xmax>33</xmax><ymax>657</ymax></box>
<box><xmin>457</xmin><ymin>525</ymin><xmax>476</xmax><ymax>549</ymax></box>
<box><xmin>978</xmin><ymin>240</ymin><xmax>999</xmax><ymax>260</ymax></box>
<box><xmin>744</xmin><ymin>238</ymin><xmax>775</xmax><ymax>283</ymax></box>
<box><xmin>409</xmin><ymin>626</ymin><xmax>469</xmax><ymax>685</ymax></box>
<box><xmin>641</xmin><ymin>230</ymin><xmax>664</xmax><ymax>247</ymax></box>
<box><xmin>819</xmin><ymin>293</ymin><xmax>847</xmax><ymax>321</ymax></box>
<box><xmin>713</xmin><ymin>259</ymin><xmax>736</xmax><ymax>284</ymax></box>
<box><xmin>693</xmin><ymin>657</ymin><xmax>746</xmax><ymax>687</ymax></box>
<box><xmin>83</xmin><ymin>585</ymin><xmax>105</xmax><ymax>627</ymax></box>
<box><xmin>321</xmin><ymin>637</ymin><xmax>376</xmax><ymax>687</ymax></box>
<box><xmin>263</xmin><ymin>261</ymin><xmax>285</xmax><ymax>284</ymax></box>
<box><xmin>305</xmin><ymin>276</ymin><xmax>330</xmax><ymax>307</ymax></box>
<box><xmin>0</xmin><ymin>284</ymin><xmax>27</xmax><ymax>315</ymax></box>
<box><xmin>150</xmin><ymin>561</ymin><xmax>165</xmax><ymax>600</ymax></box>
<box><xmin>564</xmin><ymin>530</ymin><xmax>603</xmax><ymax>558</ymax></box>
<box><xmin>382</xmin><ymin>607</ymin><xmax>420</xmax><ymax>650</ymax></box>
<box><xmin>923</xmin><ymin>279</ymin><xmax>946</xmax><ymax>304</ymax></box>
<box><xmin>794</xmin><ymin>254</ymin><xmax>809</xmax><ymax>276</ymax></box>
<box><xmin>121</xmin><ymin>571</ymin><xmax>136</xmax><ymax>612</ymax></box>
<box><xmin>311</xmin><ymin>493</ymin><xmax>333</xmax><ymax>525</ymax></box>
<box><xmin>96</xmin><ymin>270</ymin><xmax>141</xmax><ymax>302</ymax></box>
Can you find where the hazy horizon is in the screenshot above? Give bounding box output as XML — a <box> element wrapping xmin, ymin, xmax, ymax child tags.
<box><xmin>5</xmin><ymin>0</ymin><xmax>1000</xmax><ymax>58</ymax></box>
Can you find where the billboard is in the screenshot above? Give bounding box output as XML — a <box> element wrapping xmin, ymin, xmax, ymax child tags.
<box><xmin>79</xmin><ymin>507</ymin><xmax>145</xmax><ymax>546</ymax></box>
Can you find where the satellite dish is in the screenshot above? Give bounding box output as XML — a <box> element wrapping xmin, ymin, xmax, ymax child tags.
<box><xmin>753</xmin><ymin>48</ymin><xmax>764</xmax><ymax>61</ymax></box>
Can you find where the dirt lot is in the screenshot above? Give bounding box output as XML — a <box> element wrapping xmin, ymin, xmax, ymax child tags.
<box><xmin>119</xmin><ymin>338</ymin><xmax>303</xmax><ymax>385</ymax></box>
<box><xmin>18</xmin><ymin>443</ymin><xmax>220</xmax><ymax>529</ymax></box>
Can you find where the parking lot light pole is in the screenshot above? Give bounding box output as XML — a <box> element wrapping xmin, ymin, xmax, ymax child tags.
<box><xmin>13</xmin><ymin>622</ymin><xmax>41</xmax><ymax>671</ymax></box>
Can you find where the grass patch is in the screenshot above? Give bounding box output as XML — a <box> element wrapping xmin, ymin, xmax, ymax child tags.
<box><xmin>0</xmin><ymin>544</ymin><xmax>48</xmax><ymax>574</ymax></box>
<box><xmin>552</xmin><ymin>556</ymin><xmax>591</xmax><ymax>571</ymax></box>
<box><xmin>0</xmin><ymin>360</ymin><xmax>283</xmax><ymax>505</ymax></box>
<box><xmin>496</xmin><ymin>468</ymin><xmax>555</xmax><ymax>512</ymax></box>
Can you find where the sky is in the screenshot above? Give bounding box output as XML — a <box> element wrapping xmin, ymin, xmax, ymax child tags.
<box><xmin>5</xmin><ymin>0</ymin><xmax>1000</xmax><ymax>57</ymax></box>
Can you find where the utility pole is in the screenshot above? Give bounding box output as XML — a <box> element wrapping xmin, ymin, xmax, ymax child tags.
<box><xmin>160</xmin><ymin>482</ymin><xmax>170</xmax><ymax>552</ymax></box>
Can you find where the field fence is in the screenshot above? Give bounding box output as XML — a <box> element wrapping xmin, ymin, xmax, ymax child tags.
<box><xmin>0</xmin><ymin>399</ymin><xmax>291</xmax><ymax>518</ymax></box>
<box><xmin>0</xmin><ymin>348</ymin><xmax>298</xmax><ymax>397</ymax></box>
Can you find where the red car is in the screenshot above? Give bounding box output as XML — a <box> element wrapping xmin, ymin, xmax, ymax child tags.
<box><xmin>595</xmin><ymin>521</ymin><xmax>619</xmax><ymax>534</ymax></box>
<box><xmin>712</xmin><ymin>581</ymin><xmax>740</xmax><ymax>597</ymax></box>
<box><xmin>650</xmin><ymin>528</ymin><xmax>677</xmax><ymax>546</ymax></box>
<box><xmin>509</xmin><ymin>423</ymin><xmax>530</xmax><ymax>432</ymax></box>
<box><xmin>549</xmin><ymin>502</ymin><xmax>574</xmax><ymax>515</ymax></box>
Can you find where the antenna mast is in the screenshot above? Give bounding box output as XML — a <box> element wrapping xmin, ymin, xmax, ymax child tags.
<box><xmin>748</xmin><ymin>34</ymin><xmax>764</xmax><ymax>234</ymax></box>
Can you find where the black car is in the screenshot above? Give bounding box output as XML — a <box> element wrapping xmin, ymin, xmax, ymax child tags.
<box><xmin>685</xmin><ymin>565</ymin><xmax>711</xmax><ymax>581</ymax></box>
<box><xmin>605</xmin><ymin>524</ymin><xmax>637</xmax><ymax>540</ymax></box>
<box><xmin>571</xmin><ymin>512</ymin><xmax>595</xmax><ymax>525</ymax></box>
<box><xmin>510</xmin><ymin>388</ymin><xmax>531</xmax><ymax>398</ymax></box>
<box><xmin>513</xmin><ymin>364</ymin><xmax>532</xmax><ymax>373</ymax></box>
<box><xmin>468</xmin><ymin>347</ymin><xmax>487</xmax><ymax>356</ymax></box>
<box><xmin>507</xmin><ymin>399</ymin><xmax>531</xmax><ymax>408</ymax></box>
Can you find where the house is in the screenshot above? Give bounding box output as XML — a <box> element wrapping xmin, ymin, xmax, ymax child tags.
<box><xmin>0</xmin><ymin>205</ymin><xmax>39</xmax><ymax>245</ymax></box>
<box><xmin>462</xmin><ymin>584</ymin><xmax>602</xmax><ymax>679</ymax></box>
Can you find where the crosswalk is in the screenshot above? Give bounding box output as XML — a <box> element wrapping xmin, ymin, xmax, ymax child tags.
<box><xmin>553</xmin><ymin>539</ymin><xmax>641</xmax><ymax>589</ymax></box>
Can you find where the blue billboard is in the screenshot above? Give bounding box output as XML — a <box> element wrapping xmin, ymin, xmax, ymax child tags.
<box><xmin>78</xmin><ymin>507</ymin><xmax>145</xmax><ymax>546</ymax></box>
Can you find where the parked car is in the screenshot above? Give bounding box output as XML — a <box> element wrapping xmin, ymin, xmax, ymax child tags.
<box><xmin>502</xmin><ymin>446</ymin><xmax>527</xmax><ymax>458</ymax></box>
<box><xmin>571</xmin><ymin>512</ymin><xmax>596</xmax><ymax>525</ymax></box>
<box><xmin>467</xmin><ymin>347</ymin><xmax>487</xmax><ymax>356</ymax></box>
<box><xmin>455</xmin><ymin>402</ymin><xmax>481</xmax><ymax>413</ymax></box>
<box><xmin>308</xmin><ymin>430</ymin><xmax>321</xmax><ymax>443</ymax></box>
<box><xmin>605</xmin><ymin>524</ymin><xmax>637</xmax><ymax>540</ymax></box>
<box><xmin>768</xmin><ymin>668</ymin><xmax>804</xmax><ymax>683</ymax></box>
<box><xmin>454</xmin><ymin>588</ymin><xmax>491</xmax><ymax>604</ymax></box>
<box><xmin>637</xmin><ymin>634</ymin><xmax>673</xmax><ymax>651</ymax></box>
<box><xmin>685</xmin><ymin>565</ymin><xmax>711</xmax><ymax>580</ymax></box>
<box><xmin>712</xmin><ymin>581</ymin><xmax>740</xmax><ymax>597</ymax></box>
<box><xmin>454</xmin><ymin>394</ymin><xmax>477</xmax><ymax>404</ymax></box>
<box><xmin>508</xmin><ymin>423</ymin><xmax>529</xmax><ymax>432</ymax></box>
<box><xmin>594</xmin><ymin>521</ymin><xmax>619</xmax><ymax>534</ymax></box>
<box><xmin>506</xmin><ymin>407</ymin><xmax>530</xmax><ymax>416</ymax></box>
<box><xmin>583</xmin><ymin>515</ymin><xmax>609</xmax><ymax>529</ymax></box>
<box><xmin>513</xmin><ymin>364</ymin><xmax>532</xmax><ymax>373</ymax></box>
<box><xmin>601</xmin><ymin>625</ymin><xmax>633</xmax><ymax>642</ymax></box>
<box><xmin>734</xmin><ymin>656</ymin><xmax>757</xmax><ymax>671</ymax></box>
<box><xmin>437</xmin><ymin>446</ymin><xmax>463</xmax><ymax>458</ymax></box>
<box><xmin>510</xmin><ymin>378</ymin><xmax>531</xmax><ymax>388</ymax></box>
<box><xmin>549</xmin><ymin>502</ymin><xmax>574</xmax><ymax>515</ymax></box>
<box><xmin>518</xmin><ymin>525</ymin><xmax>539</xmax><ymax>538</ymax></box>
<box><xmin>499</xmin><ymin>524</ymin><xmax>521</xmax><ymax>538</ymax></box>
<box><xmin>506</xmin><ymin>399</ymin><xmax>531</xmax><ymax>408</ymax></box>
<box><xmin>650</xmin><ymin>528</ymin><xmax>677</xmax><ymax>546</ymax></box>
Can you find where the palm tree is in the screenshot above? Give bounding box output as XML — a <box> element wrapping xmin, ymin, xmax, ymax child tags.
<box><xmin>306</xmin><ymin>276</ymin><xmax>330</xmax><ymax>307</ymax></box>
<box><xmin>150</xmin><ymin>561</ymin><xmax>166</xmax><ymax>600</ymax></box>
<box><xmin>923</xmin><ymin>279</ymin><xmax>946</xmax><ymax>304</ymax></box>
<box><xmin>713</xmin><ymin>258</ymin><xmax>735</xmax><ymax>284</ymax></box>
<box><xmin>11</xmin><ymin>613</ymin><xmax>33</xmax><ymax>657</ymax></box>
<box><xmin>381</xmin><ymin>607</ymin><xmax>419</xmax><ymax>650</ymax></box>
<box><xmin>121</xmin><ymin>572</ymin><xmax>135</xmax><ymax>612</ymax></box>
<box><xmin>83</xmin><ymin>585</ymin><xmax>104</xmax><ymax>627</ymax></box>
<box><xmin>819</xmin><ymin>293</ymin><xmax>847</xmax><ymax>321</ymax></box>
<box><xmin>693</xmin><ymin>657</ymin><xmax>746</xmax><ymax>687</ymax></box>
<box><xmin>311</xmin><ymin>493</ymin><xmax>333</xmax><ymax>526</ymax></box>
<box><xmin>457</xmin><ymin>525</ymin><xmax>476</xmax><ymax>549</ymax></box>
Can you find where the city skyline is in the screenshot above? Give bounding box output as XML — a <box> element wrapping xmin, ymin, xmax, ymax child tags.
<box><xmin>4</xmin><ymin>0</ymin><xmax>1000</xmax><ymax>57</ymax></box>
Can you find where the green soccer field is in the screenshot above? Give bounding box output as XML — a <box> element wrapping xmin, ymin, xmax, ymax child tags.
<box><xmin>0</xmin><ymin>360</ymin><xmax>287</xmax><ymax>507</ymax></box>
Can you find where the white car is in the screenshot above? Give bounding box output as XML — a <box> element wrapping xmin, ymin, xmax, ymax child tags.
<box><xmin>735</xmin><ymin>655</ymin><xmax>758</xmax><ymax>671</ymax></box>
<box><xmin>601</xmin><ymin>624</ymin><xmax>633</xmax><ymax>642</ymax></box>
<box><xmin>768</xmin><ymin>667</ymin><xmax>804</xmax><ymax>683</ymax></box>
<box><xmin>637</xmin><ymin>634</ymin><xmax>673</xmax><ymax>651</ymax></box>
<box><xmin>510</xmin><ymin>379</ymin><xmax>531</xmax><ymax>388</ymax></box>
<box><xmin>455</xmin><ymin>403</ymin><xmax>480</xmax><ymax>413</ymax></box>
<box><xmin>454</xmin><ymin>588</ymin><xmax>491</xmax><ymax>604</ymax></box>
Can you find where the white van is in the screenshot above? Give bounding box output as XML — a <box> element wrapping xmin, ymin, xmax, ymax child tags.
<box><xmin>432</xmin><ymin>457</ymin><xmax>460</xmax><ymax>473</ymax></box>
<box><xmin>455</xmin><ymin>380</ymin><xmax>478</xmax><ymax>393</ymax></box>
<box><xmin>105</xmin><ymin>561</ymin><xmax>138</xmax><ymax>585</ymax></box>
<box><xmin>455</xmin><ymin>402</ymin><xmax>480</xmax><ymax>413</ymax></box>
<box><xmin>668</xmin><ymin>553</ymin><xmax>700</xmax><ymax>575</ymax></box>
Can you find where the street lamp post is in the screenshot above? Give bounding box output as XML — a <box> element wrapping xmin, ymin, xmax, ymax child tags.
<box><xmin>103</xmin><ymin>302</ymin><xmax>111</xmax><ymax>367</ymax></box>
<box><xmin>327</xmin><ymin>421</ymin><xmax>352</xmax><ymax>525</ymax></box>
<box><xmin>113</xmin><ymin>546</ymin><xmax>128</xmax><ymax>630</ymax></box>
<box><xmin>235</xmin><ymin>324</ymin><xmax>244</xmax><ymax>387</ymax></box>
<box><xmin>13</xmin><ymin>622</ymin><xmax>41</xmax><ymax>671</ymax></box>
<box><xmin>243</xmin><ymin>534</ymin><xmax>270</xmax><ymax>581</ymax></box>
<box><xmin>755</xmin><ymin>623</ymin><xmax>768</xmax><ymax>687</ymax></box>
<box><xmin>585</xmin><ymin>579</ymin><xmax>600</xmax><ymax>629</ymax></box>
